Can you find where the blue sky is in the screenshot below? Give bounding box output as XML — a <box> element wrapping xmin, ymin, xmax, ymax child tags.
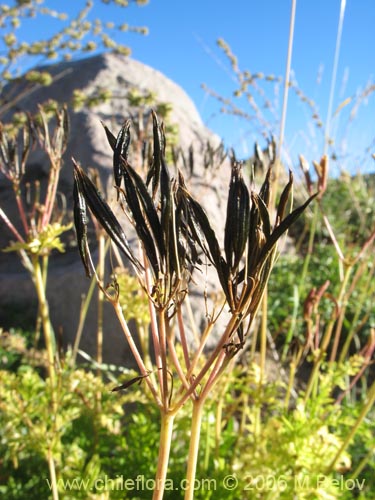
<box><xmin>4</xmin><ymin>0</ymin><xmax>375</xmax><ymax>174</ymax></box>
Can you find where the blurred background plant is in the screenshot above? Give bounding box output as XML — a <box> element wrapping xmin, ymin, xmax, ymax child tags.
<box><xmin>0</xmin><ymin>0</ymin><xmax>149</xmax><ymax>119</ymax></box>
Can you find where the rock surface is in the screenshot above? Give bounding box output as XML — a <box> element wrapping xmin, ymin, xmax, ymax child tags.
<box><xmin>0</xmin><ymin>53</ymin><xmax>231</xmax><ymax>366</ymax></box>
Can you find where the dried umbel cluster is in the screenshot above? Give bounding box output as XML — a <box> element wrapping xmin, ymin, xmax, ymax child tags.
<box><xmin>0</xmin><ymin>106</ymin><xmax>70</xmax><ymax>252</ymax></box>
<box><xmin>73</xmin><ymin>110</ymin><xmax>317</xmax><ymax>500</ymax></box>
<box><xmin>73</xmin><ymin>111</ymin><xmax>316</xmax><ymax>354</ymax></box>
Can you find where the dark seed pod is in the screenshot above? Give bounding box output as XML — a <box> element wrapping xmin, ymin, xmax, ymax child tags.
<box><xmin>73</xmin><ymin>168</ymin><xmax>91</xmax><ymax>277</ymax></box>
<box><xmin>251</xmin><ymin>193</ymin><xmax>271</xmax><ymax>240</ymax></box>
<box><xmin>259</xmin><ymin>192</ymin><xmax>318</xmax><ymax>265</ymax></box>
<box><xmin>121</xmin><ymin>163</ymin><xmax>160</xmax><ymax>276</ymax></box>
<box><xmin>276</xmin><ymin>170</ymin><xmax>293</xmax><ymax>225</ymax></box>
<box><xmin>111</xmin><ymin>373</ymin><xmax>150</xmax><ymax>392</ymax></box>
<box><xmin>73</xmin><ymin>160</ymin><xmax>143</xmax><ymax>272</ymax></box>
<box><xmin>124</xmin><ymin>161</ymin><xmax>165</xmax><ymax>261</ymax></box>
<box><xmin>224</xmin><ymin>163</ymin><xmax>250</xmax><ymax>272</ymax></box>
<box><xmin>113</xmin><ymin>119</ymin><xmax>131</xmax><ymax>191</ymax></box>
<box><xmin>146</xmin><ymin>111</ymin><xmax>165</xmax><ymax>196</ymax></box>
<box><xmin>101</xmin><ymin>122</ymin><xmax>117</xmax><ymax>151</ymax></box>
<box><xmin>258</xmin><ymin>166</ymin><xmax>272</xmax><ymax>207</ymax></box>
<box><xmin>184</xmin><ymin>190</ymin><xmax>230</xmax><ymax>302</ymax></box>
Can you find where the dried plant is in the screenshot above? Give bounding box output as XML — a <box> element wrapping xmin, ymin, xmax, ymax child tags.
<box><xmin>73</xmin><ymin>110</ymin><xmax>316</xmax><ymax>499</ymax></box>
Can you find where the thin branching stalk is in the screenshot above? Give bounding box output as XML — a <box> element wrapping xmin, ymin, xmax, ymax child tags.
<box><xmin>71</xmin><ymin>235</ymin><xmax>112</xmax><ymax>365</ymax></box>
<box><xmin>96</xmin><ymin>233</ymin><xmax>106</xmax><ymax>367</ymax></box>
<box><xmin>339</xmin><ymin>257</ymin><xmax>375</xmax><ymax>362</ymax></box>
<box><xmin>32</xmin><ymin>257</ymin><xmax>56</xmax><ymax>386</ymax></box>
<box><xmin>158</xmin><ymin>309</ymin><xmax>170</xmax><ymax>409</ymax></box>
<box><xmin>177</xmin><ymin>305</ymin><xmax>191</xmax><ymax>371</ymax></box>
<box><xmin>14</xmin><ymin>191</ymin><xmax>29</xmax><ymax>234</ymax></box>
<box><xmin>112</xmin><ymin>301</ymin><xmax>162</xmax><ymax>406</ymax></box>
<box><xmin>174</xmin><ymin>313</ymin><xmax>241</xmax><ymax>410</ymax></box>
<box><xmin>303</xmin><ymin>318</ymin><xmax>336</xmax><ymax>404</ymax></box>
<box><xmin>299</xmin><ymin>202</ymin><xmax>319</xmax><ymax>292</ymax></box>
<box><xmin>153</xmin><ymin>411</ymin><xmax>175</xmax><ymax>500</ymax></box>
<box><xmin>0</xmin><ymin>207</ymin><xmax>26</xmax><ymax>243</ymax></box>
<box><xmin>303</xmin><ymin>266</ymin><xmax>350</xmax><ymax>402</ymax></box>
<box><xmin>144</xmin><ymin>262</ymin><xmax>164</xmax><ymax>391</ymax></box>
<box><xmin>184</xmin><ymin>399</ymin><xmax>205</xmax><ymax>500</ymax></box>
<box><xmin>72</xmin><ymin>272</ymin><xmax>98</xmax><ymax>365</ymax></box>
<box><xmin>329</xmin><ymin>264</ymin><xmax>352</xmax><ymax>363</ymax></box>
<box><xmin>184</xmin><ymin>294</ymin><xmax>201</xmax><ymax>347</ymax></box>
<box><xmin>166</xmin><ymin>335</ymin><xmax>191</xmax><ymax>394</ymax></box>
<box><xmin>259</xmin><ymin>291</ymin><xmax>268</xmax><ymax>387</ymax></box>
<box><xmin>40</xmin><ymin>163</ymin><xmax>59</xmax><ymax>229</ymax></box>
<box><xmin>47</xmin><ymin>447</ymin><xmax>59</xmax><ymax>500</ymax></box>
<box><xmin>181</xmin><ymin>321</ymin><xmax>215</xmax><ymax>386</ymax></box>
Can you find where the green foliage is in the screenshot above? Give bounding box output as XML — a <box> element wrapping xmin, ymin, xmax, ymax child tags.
<box><xmin>72</xmin><ymin>88</ymin><xmax>113</xmax><ymax>111</ymax></box>
<box><xmin>320</xmin><ymin>173</ymin><xmax>375</xmax><ymax>249</ymax></box>
<box><xmin>3</xmin><ymin>222</ymin><xmax>72</xmax><ymax>255</ymax></box>
<box><xmin>268</xmin><ymin>170</ymin><xmax>375</xmax><ymax>356</ymax></box>
<box><xmin>0</xmin><ymin>350</ymin><xmax>151</xmax><ymax>499</ymax></box>
<box><xmin>0</xmin><ymin>328</ymin><xmax>374</xmax><ymax>500</ymax></box>
<box><xmin>189</xmin><ymin>361</ymin><xmax>375</xmax><ymax>500</ymax></box>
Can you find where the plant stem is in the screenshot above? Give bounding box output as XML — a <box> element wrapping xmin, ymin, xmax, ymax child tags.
<box><xmin>284</xmin><ymin>357</ymin><xmax>296</xmax><ymax>409</ymax></box>
<box><xmin>158</xmin><ymin>309</ymin><xmax>170</xmax><ymax>409</ymax></box>
<box><xmin>350</xmin><ymin>447</ymin><xmax>374</xmax><ymax>481</ymax></box>
<box><xmin>329</xmin><ymin>264</ymin><xmax>352</xmax><ymax>363</ymax></box>
<box><xmin>47</xmin><ymin>447</ymin><xmax>59</xmax><ymax>500</ymax></box>
<box><xmin>339</xmin><ymin>259</ymin><xmax>375</xmax><ymax>362</ymax></box>
<box><xmin>174</xmin><ymin>313</ymin><xmax>240</xmax><ymax>410</ymax></box>
<box><xmin>96</xmin><ymin>233</ymin><xmax>105</xmax><ymax>367</ymax></box>
<box><xmin>71</xmin><ymin>273</ymin><xmax>96</xmax><ymax>365</ymax></box>
<box><xmin>41</xmin><ymin>161</ymin><xmax>60</xmax><ymax>229</ymax></box>
<box><xmin>153</xmin><ymin>411</ymin><xmax>175</xmax><ymax>500</ymax></box>
<box><xmin>184</xmin><ymin>399</ymin><xmax>205</xmax><ymax>500</ymax></box>
<box><xmin>259</xmin><ymin>289</ymin><xmax>268</xmax><ymax>387</ymax></box>
<box><xmin>299</xmin><ymin>202</ymin><xmax>318</xmax><ymax>293</ymax></box>
<box><xmin>144</xmin><ymin>263</ymin><xmax>164</xmax><ymax>392</ymax></box>
<box><xmin>0</xmin><ymin>206</ymin><xmax>26</xmax><ymax>243</ymax></box>
<box><xmin>32</xmin><ymin>257</ymin><xmax>56</xmax><ymax>385</ymax></box>
<box><xmin>15</xmin><ymin>191</ymin><xmax>29</xmax><ymax>234</ymax></box>
<box><xmin>113</xmin><ymin>301</ymin><xmax>161</xmax><ymax>406</ymax></box>
<box><xmin>303</xmin><ymin>318</ymin><xmax>336</xmax><ymax>404</ymax></box>
<box><xmin>177</xmin><ymin>305</ymin><xmax>191</xmax><ymax>371</ymax></box>
<box><xmin>326</xmin><ymin>378</ymin><xmax>375</xmax><ymax>474</ymax></box>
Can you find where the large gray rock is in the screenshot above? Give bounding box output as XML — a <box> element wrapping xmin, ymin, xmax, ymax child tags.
<box><xmin>0</xmin><ymin>53</ymin><xmax>231</xmax><ymax>366</ymax></box>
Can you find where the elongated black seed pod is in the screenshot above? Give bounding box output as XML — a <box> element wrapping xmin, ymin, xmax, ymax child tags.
<box><xmin>73</xmin><ymin>168</ymin><xmax>91</xmax><ymax>277</ymax></box>
<box><xmin>73</xmin><ymin>160</ymin><xmax>143</xmax><ymax>272</ymax></box>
